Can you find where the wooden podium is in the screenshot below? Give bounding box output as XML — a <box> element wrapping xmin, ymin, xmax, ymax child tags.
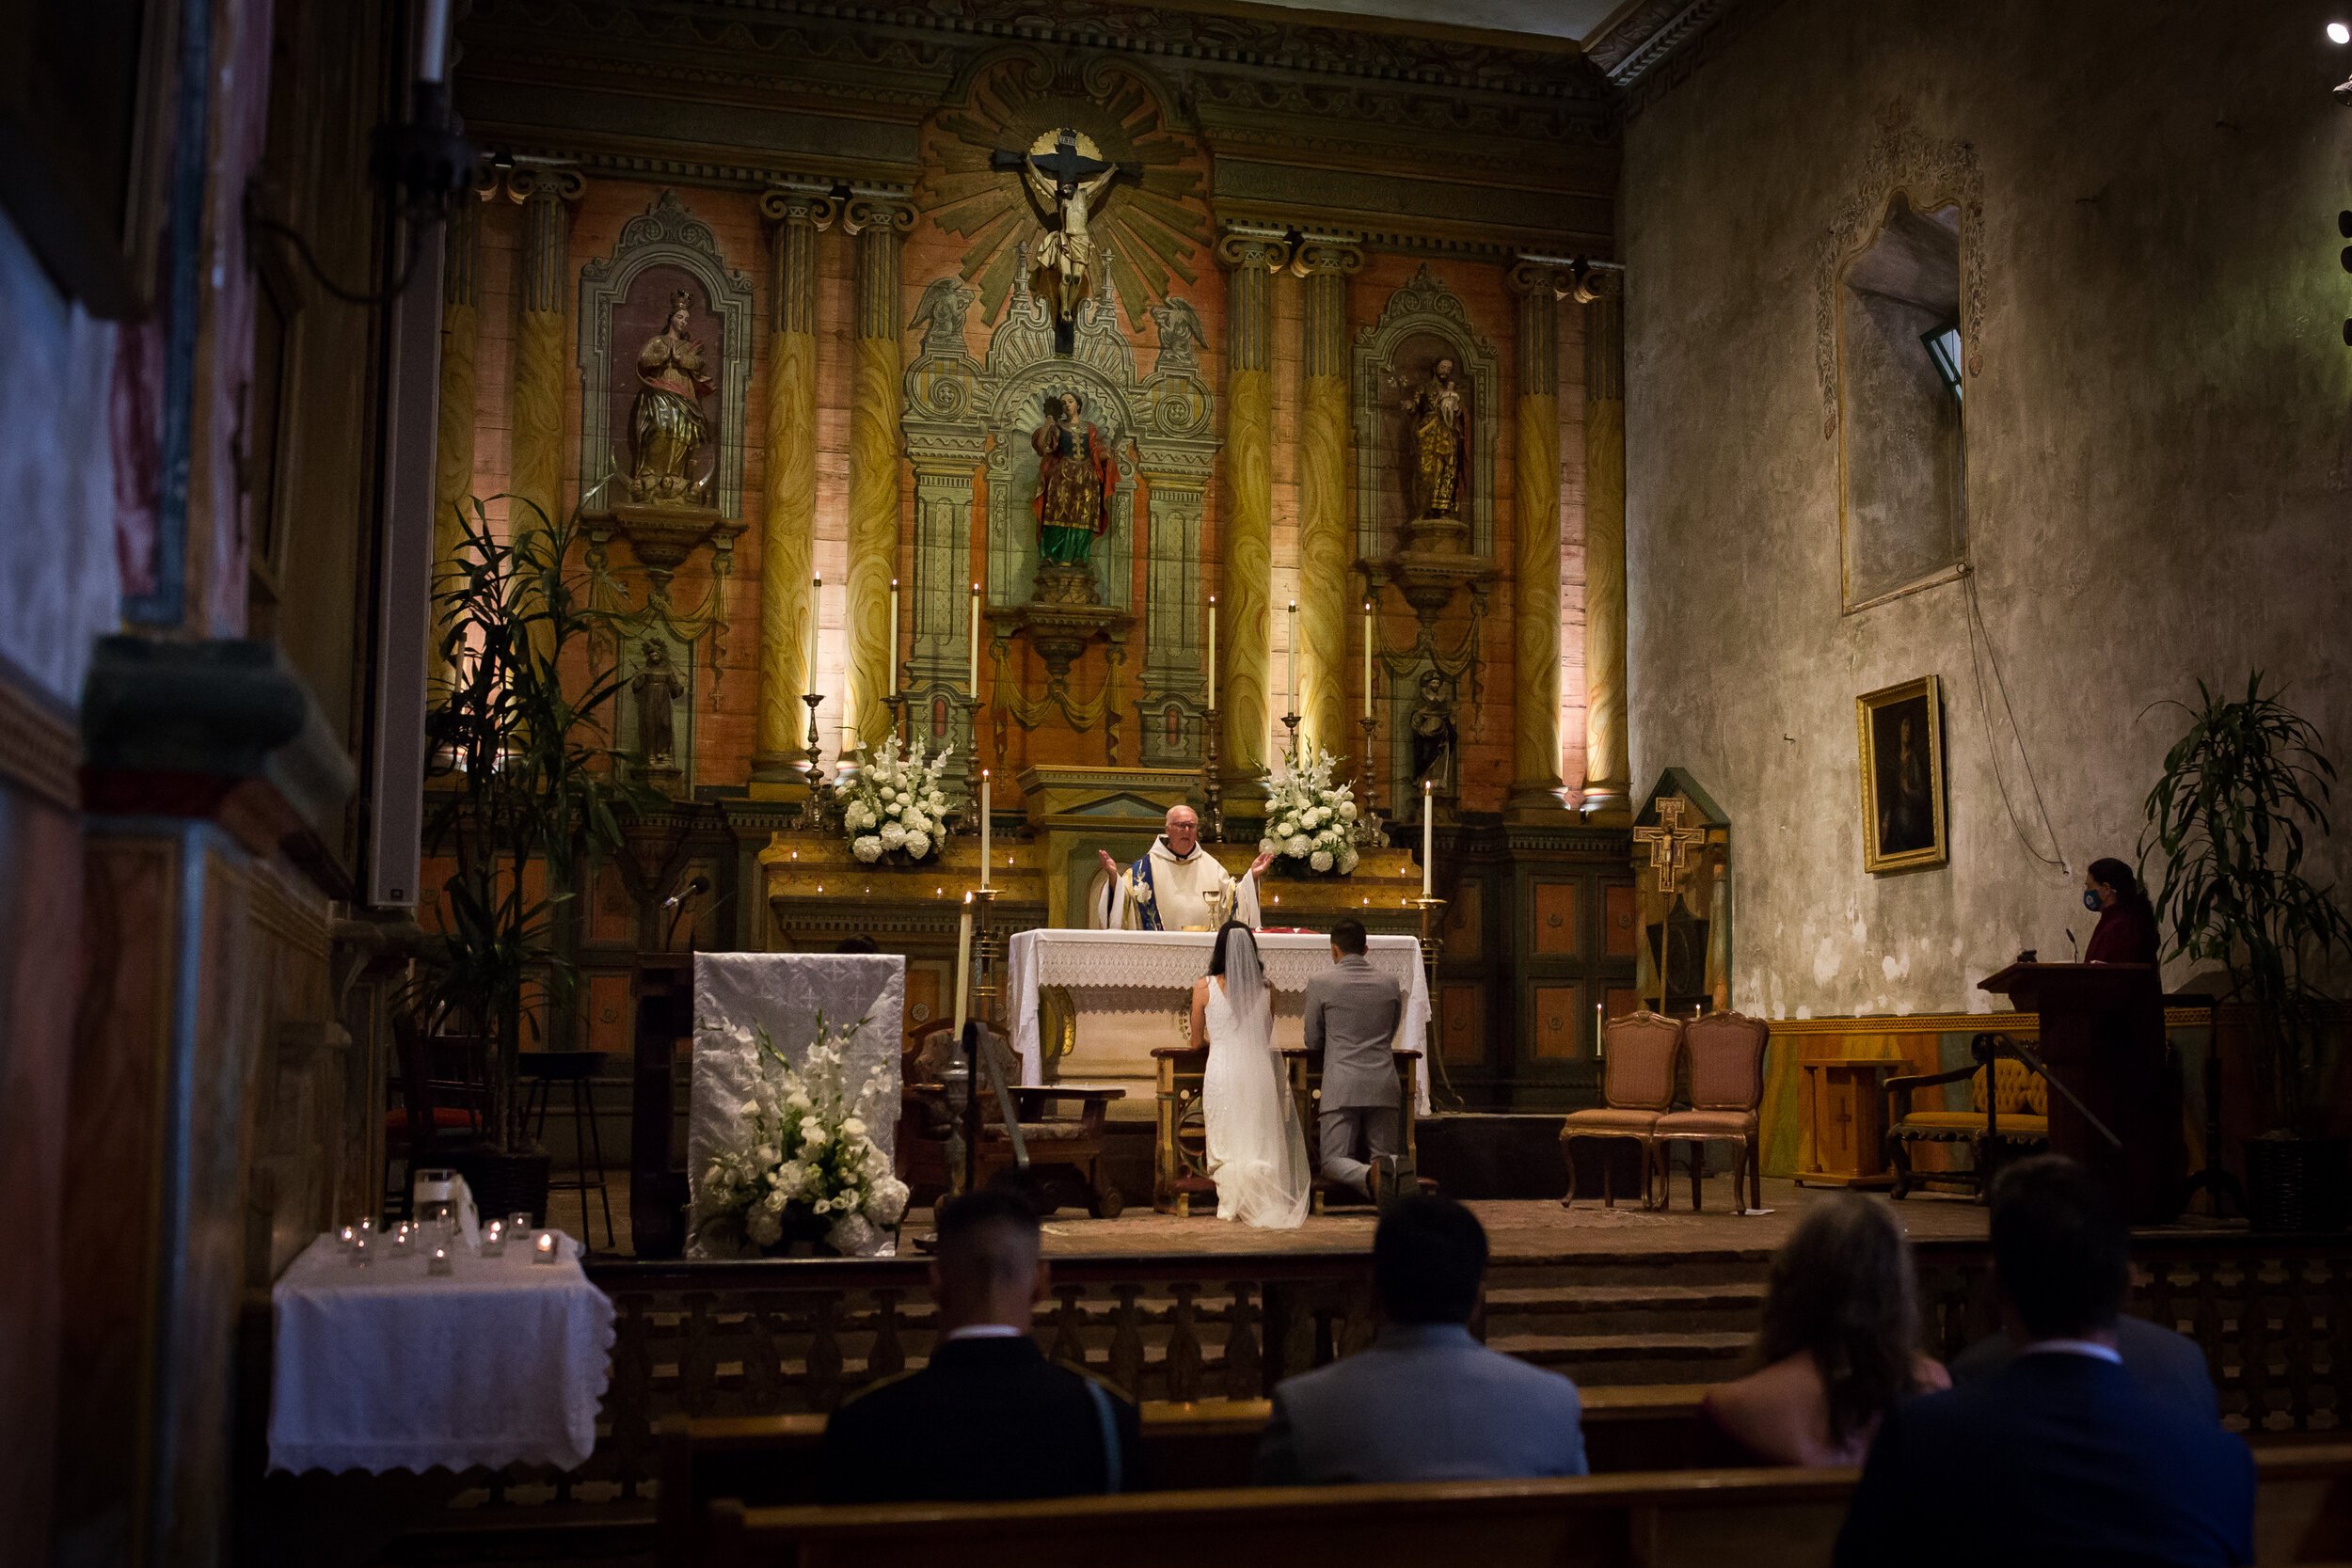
<box><xmin>1977</xmin><ymin>962</ymin><xmax>2172</xmax><ymax>1225</ymax></box>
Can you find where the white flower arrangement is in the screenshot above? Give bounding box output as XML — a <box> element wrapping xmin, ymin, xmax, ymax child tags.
<box><xmin>1258</xmin><ymin>743</ymin><xmax>1372</xmax><ymax>877</ymax></box>
<box><xmin>843</xmin><ymin>734</ymin><xmax>955</xmax><ymax>865</ymax></box>
<box><xmin>694</xmin><ymin>1011</ymin><xmax>910</xmax><ymax>1257</ymax></box>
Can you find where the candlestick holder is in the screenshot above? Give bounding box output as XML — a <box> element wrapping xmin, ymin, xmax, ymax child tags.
<box><xmin>1280</xmin><ymin>712</ymin><xmax>1301</xmax><ymax>763</ymax></box>
<box><xmin>971</xmin><ymin>885</ymin><xmax>1002</xmax><ymax>1028</ymax></box>
<box><xmin>883</xmin><ymin>689</ymin><xmax>909</xmax><ymax>749</ymax></box>
<box><xmin>1200</xmin><ymin>706</ymin><xmax>1225</xmax><ymax>843</ymax></box>
<box><xmin>960</xmin><ymin>695</ymin><xmax>985</xmax><ymax>833</ymax></box>
<box><xmin>1357</xmin><ymin>714</ymin><xmax>1385</xmax><ymax>838</ymax></box>
<box><xmin>1413</xmin><ymin>894</ymin><xmax>1463</xmax><ymax>1110</ymax></box>
<box><xmin>801</xmin><ymin>692</ymin><xmax>840</xmax><ymax>833</ymax></box>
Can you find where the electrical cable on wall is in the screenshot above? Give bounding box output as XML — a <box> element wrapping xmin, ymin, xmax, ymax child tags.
<box><xmin>1961</xmin><ymin>566</ymin><xmax>2070</xmax><ymax>874</ymax></box>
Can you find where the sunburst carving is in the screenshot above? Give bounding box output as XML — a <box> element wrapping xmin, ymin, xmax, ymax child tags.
<box><xmin>920</xmin><ymin>56</ymin><xmax>1209</xmax><ymax>332</ymax></box>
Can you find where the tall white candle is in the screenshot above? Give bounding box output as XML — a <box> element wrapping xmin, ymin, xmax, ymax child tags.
<box><xmin>1422</xmin><ymin>780</ymin><xmax>1435</xmax><ymax>895</ymax></box>
<box><xmin>1361</xmin><ymin>599</ymin><xmax>1374</xmax><ymax>719</ymax></box>
<box><xmin>952</xmin><ymin>893</ymin><xmax>974</xmax><ymax>1035</ymax></box>
<box><xmin>1206</xmin><ymin>595</ymin><xmax>1217</xmax><ymax>708</ymax></box>
<box><xmin>968</xmin><ymin>581</ymin><xmax>981</xmax><ymax>692</ymax></box>
<box><xmin>1286</xmin><ymin>599</ymin><xmax>1298</xmax><ymax>717</ymax></box>
<box><xmin>806</xmin><ymin>575</ymin><xmax>821</xmax><ymax>698</ymax></box>
<box><xmin>979</xmin><ymin>771</ymin><xmax>993</xmax><ymax>890</ymax></box>
<box><xmin>888</xmin><ymin>578</ymin><xmax>900</xmax><ymax>696</ymax></box>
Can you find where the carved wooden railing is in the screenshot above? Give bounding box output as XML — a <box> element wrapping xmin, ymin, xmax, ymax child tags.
<box><xmin>1915</xmin><ymin>1234</ymin><xmax>2352</xmax><ymax>1436</ymax></box>
<box><xmin>549</xmin><ymin>1251</ymin><xmax>1378</xmax><ymax>1502</ymax></box>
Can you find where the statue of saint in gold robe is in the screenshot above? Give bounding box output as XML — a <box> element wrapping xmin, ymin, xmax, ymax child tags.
<box><xmin>629</xmin><ymin>290</ymin><xmax>716</xmax><ymax>504</ymax></box>
<box><xmin>1406</xmin><ymin>357</ymin><xmax>1468</xmax><ymax>522</ymax></box>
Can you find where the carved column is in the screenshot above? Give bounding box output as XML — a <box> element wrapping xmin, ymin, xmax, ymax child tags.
<box><xmin>1581</xmin><ymin>282</ymin><xmax>1630</xmax><ymax>815</ymax></box>
<box><xmin>431</xmin><ymin>192</ymin><xmax>484</xmax><ymax>685</ymax></box>
<box><xmin>1219</xmin><ymin>227</ymin><xmax>1287</xmax><ymax>785</ymax></box>
<box><xmin>508</xmin><ymin>170</ymin><xmax>582</xmax><ymax>536</ymax></box>
<box><xmin>1507</xmin><ymin>260</ymin><xmax>1570</xmax><ymax>816</ymax></box>
<box><xmin>1295</xmin><ymin>235</ymin><xmax>1360</xmax><ymax>756</ymax></box>
<box><xmin>845</xmin><ymin>197</ymin><xmax>913</xmax><ymax>754</ymax></box>
<box><xmin>754</xmin><ymin>189</ymin><xmax>836</xmax><ymax>782</ymax></box>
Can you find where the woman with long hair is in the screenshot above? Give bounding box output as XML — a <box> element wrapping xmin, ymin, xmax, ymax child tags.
<box><xmin>1702</xmin><ymin>1195</ymin><xmax>1948</xmax><ymax>1465</ymax></box>
<box><xmin>1189</xmin><ymin>920</ymin><xmax>1311</xmax><ymax>1228</ymax></box>
<box><xmin>2083</xmin><ymin>856</ymin><xmax>2161</xmax><ymax>967</ymax></box>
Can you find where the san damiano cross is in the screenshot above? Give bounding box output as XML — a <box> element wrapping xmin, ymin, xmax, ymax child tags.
<box><xmin>1633</xmin><ymin>797</ymin><xmax>1707</xmax><ymax>893</ymax></box>
<box><xmin>990</xmin><ymin>128</ymin><xmax>1141</xmax><ymax>356</ymax></box>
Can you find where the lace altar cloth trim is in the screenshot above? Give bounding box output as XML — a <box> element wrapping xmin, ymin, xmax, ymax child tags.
<box><xmin>1007</xmin><ymin>929</ymin><xmax>1431</xmax><ymax>1113</ymax></box>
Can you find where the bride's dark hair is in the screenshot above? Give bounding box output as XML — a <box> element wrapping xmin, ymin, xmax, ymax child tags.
<box><xmin>1206</xmin><ymin>918</ymin><xmax>1257</xmax><ymax>978</ymax></box>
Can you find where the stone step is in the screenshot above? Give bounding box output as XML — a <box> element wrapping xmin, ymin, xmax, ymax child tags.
<box><xmin>1482</xmin><ymin>1282</ymin><xmax>1766</xmax><ymax>1337</ymax></box>
<box><xmin>1484</xmin><ymin>1251</ymin><xmax>1774</xmax><ymax>1291</ymax></box>
<box><xmin>1489</xmin><ymin>1329</ymin><xmax>1753</xmax><ymax>1386</ymax></box>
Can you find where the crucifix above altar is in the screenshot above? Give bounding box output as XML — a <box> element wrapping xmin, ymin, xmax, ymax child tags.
<box><xmin>990</xmin><ymin>128</ymin><xmax>1143</xmax><ymax>356</ymax></box>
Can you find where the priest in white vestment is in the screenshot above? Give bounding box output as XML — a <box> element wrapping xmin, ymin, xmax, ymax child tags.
<box><xmin>1094</xmin><ymin>805</ymin><xmax>1276</xmax><ymax>930</ymax></box>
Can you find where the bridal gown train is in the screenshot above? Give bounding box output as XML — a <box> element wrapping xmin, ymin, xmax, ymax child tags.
<box><xmin>1201</xmin><ymin>977</ymin><xmax>1311</xmax><ymax>1229</ymax></box>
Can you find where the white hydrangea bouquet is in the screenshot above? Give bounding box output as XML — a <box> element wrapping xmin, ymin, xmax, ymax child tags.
<box><xmin>1258</xmin><ymin>743</ymin><xmax>1372</xmax><ymax>877</ymax></box>
<box><xmin>843</xmin><ymin>735</ymin><xmax>955</xmax><ymax>865</ymax></box>
<box><xmin>694</xmin><ymin>1010</ymin><xmax>911</xmax><ymax>1257</ymax></box>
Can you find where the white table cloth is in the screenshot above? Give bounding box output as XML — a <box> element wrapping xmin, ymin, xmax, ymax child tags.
<box><xmin>1008</xmin><ymin>928</ymin><xmax>1432</xmax><ymax>1113</ymax></box>
<box><xmin>267</xmin><ymin>1232</ymin><xmax>613</xmax><ymax>1474</ymax></box>
<box><xmin>688</xmin><ymin>952</ymin><xmax>906</xmax><ymax>1258</ymax></box>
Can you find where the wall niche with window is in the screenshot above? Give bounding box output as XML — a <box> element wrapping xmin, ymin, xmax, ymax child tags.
<box><xmin>1836</xmin><ymin>192</ymin><xmax>1967</xmax><ymax>611</ymax></box>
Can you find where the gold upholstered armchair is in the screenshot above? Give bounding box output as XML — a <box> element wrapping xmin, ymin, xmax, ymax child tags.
<box><xmin>1883</xmin><ymin>1032</ymin><xmax>2049</xmax><ymax>1201</ymax></box>
<box><xmin>1653</xmin><ymin>1011</ymin><xmax>1771</xmax><ymax>1214</ymax></box>
<box><xmin>1559</xmin><ymin>1011</ymin><xmax>1683</xmax><ymax>1209</ymax></box>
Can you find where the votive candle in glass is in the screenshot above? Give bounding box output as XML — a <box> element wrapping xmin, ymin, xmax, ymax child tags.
<box><xmin>428</xmin><ymin>1244</ymin><xmax>454</xmax><ymax>1276</ymax></box>
<box><xmin>532</xmin><ymin>1231</ymin><xmax>559</xmax><ymax>1265</ymax></box>
<box><xmin>349</xmin><ymin>1233</ymin><xmax>372</xmax><ymax>1268</ymax></box>
<box><xmin>482</xmin><ymin>1220</ymin><xmax>506</xmax><ymax>1258</ymax></box>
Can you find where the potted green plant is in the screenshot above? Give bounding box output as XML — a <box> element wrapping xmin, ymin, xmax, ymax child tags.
<box><xmin>2141</xmin><ymin>673</ymin><xmax>2352</xmax><ymax>1231</ymax></box>
<box><xmin>409</xmin><ymin>497</ymin><xmax>649</xmax><ymax>1222</ymax></box>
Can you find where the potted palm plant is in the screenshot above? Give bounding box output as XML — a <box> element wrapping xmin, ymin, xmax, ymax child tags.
<box><xmin>2141</xmin><ymin>673</ymin><xmax>2352</xmax><ymax>1231</ymax></box>
<box><xmin>411</xmin><ymin>497</ymin><xmax>648</xmax><ymax>1222</ymax></box>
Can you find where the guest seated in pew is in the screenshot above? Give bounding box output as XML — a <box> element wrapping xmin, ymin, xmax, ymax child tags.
<box><xmin>1950</xmin><ymin>1305</ymin><xmax>2219</xmax><ymax>1422</ymax></box>
<box><xmin>1253</xmin><ymin>1195</ymin><xmax>1586</xmax><ymax>1483</ymax></box>
<box><xmin>1836</xmin><ymin>1157</ymin><xmax>2254</xmax><ymax>1568</ymax></box>
<box><xmin>818</xmin><ymin>1188</ymin><xmax>1140</xmax><ymax>1502</ymax></box>
<box><xmin>1703</xmin><ymin>1194</ymin><xmax>1947</xmax><ymax>1465</ymax></box>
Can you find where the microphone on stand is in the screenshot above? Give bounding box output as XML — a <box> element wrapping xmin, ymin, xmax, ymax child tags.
<box><xmin>664</xmin><ymin>874</ymin><xmax>712</xmax><ymax>951</ymax></box>
<box><xmin>2066</xmin><ymin>928</ymin><xmax>2078</xmax><ymax>962</ymax></box>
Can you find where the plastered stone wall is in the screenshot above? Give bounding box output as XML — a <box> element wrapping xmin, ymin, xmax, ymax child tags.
<box><xmin>1623</xmin><ymin>0</ymin><xmax>2352</xmax><ymax>1016</ymax></box>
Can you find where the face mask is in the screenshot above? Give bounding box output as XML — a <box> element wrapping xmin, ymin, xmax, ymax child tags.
<box><xmin>2083</xmin><ymin>890</ymin><xmax>2104</xmax><ymax>912</ymax></box>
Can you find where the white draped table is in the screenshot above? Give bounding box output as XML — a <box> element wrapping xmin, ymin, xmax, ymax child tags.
<box><xmin>267</xmin><ymin>1232</ymin><xmax>613</xmax><ymax>1475</ymax></box>
<box><xmin>1007</xmin><ymin>929</ymin><xmax>1432</xmax><ymax>1117</ymax></box>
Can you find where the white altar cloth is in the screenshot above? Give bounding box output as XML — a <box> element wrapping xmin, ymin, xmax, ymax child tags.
<box><xmin>267</xmin><ymin>1231</ymin><xmax>612</xmax><ymax>1475</ymax></box>
<box><xmin>1007</xmin><ymin>929</ymin><xmax>1431</xmax><ymax>1113</ymax></box>
<box><xmin>688</xmin><ymin>953</ymin><xmax>905</xmax><ymax>1258</ymax></box>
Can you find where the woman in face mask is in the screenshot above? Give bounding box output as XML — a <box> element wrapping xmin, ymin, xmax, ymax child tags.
<box><xmin>2081</xmin><ymin>857</ymin><xmax>2161</xmax><ymax>966</ymax></box>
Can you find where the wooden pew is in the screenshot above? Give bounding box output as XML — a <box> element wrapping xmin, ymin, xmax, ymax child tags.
<box><xmin>704</xmin><ymin>1444</ymin><xmax>2352</xmax><ymax>1568</ymax></box>
<box><xmin>658</xmin><ymin>1386</ymin><xmax>1727</xmax><ymax>1563</ymax></box>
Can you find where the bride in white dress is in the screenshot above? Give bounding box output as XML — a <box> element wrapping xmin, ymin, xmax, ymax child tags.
<box><xmin>1188</xmin><ymin>921</ymin><xmax>1311</xmax><ymax>1229</ymax></box>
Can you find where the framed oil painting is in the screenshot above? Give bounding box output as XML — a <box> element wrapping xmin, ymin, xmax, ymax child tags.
<box><xmin>1856</xmin><ymin>674</ymin><xmax>1947</xmax><ymax>873</ymax></box>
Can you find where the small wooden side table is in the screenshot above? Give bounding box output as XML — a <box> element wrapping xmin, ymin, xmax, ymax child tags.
<box><xmin>1794</xmin><ymin>1047</ymin><xmax>1903</xmax><ymax>1188</ymax></box>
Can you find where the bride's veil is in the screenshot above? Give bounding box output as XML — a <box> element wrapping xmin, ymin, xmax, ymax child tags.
<box><xmin>1219</xmin><ymin>920</ymin><xmax>1273</xmax><ymax>1051</ymax></box>
<box><xmin>1207</xmin><ymin>920</ymin><xmax>1308</xmax><ymax>1224</ymax></box>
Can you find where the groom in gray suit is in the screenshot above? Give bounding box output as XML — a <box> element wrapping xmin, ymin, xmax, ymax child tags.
<box><xmin>1301</xmin><ymin>918</ymin><xmax>1405</xmax><ymax>1201</ymax></box>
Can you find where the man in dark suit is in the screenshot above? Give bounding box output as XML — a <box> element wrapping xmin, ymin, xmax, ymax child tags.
<box><xmin>818</xmin><ymin>1188</ymin><xmax>1139</xmax><ymax>1502</ymax></box>
<box><xmin>1836</xmin><ymin>1156</ymin><xmax>2253</xmax><ymax>1568</ymax></box>
<box><xmin>1949</xmin><ymin>1309</ymin><xmax>2220</xmax><ymax>1422</ymax></box>
<box><xmin>1301</xmin><ymin>918</ymin><xmax>1406</xmax><ymax>1201</ymax></box>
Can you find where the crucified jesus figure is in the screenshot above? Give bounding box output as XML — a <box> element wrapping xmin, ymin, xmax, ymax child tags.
<box><xmin>991</xmin><ymin>128</ymin><xmax>1141</xmax><ymax>355</ymax></box>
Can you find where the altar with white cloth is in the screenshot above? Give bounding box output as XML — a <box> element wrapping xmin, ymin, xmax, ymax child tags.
<box><xmin>1007</xmin><ymin>929</ymin><xmax>1432</xmax><ymax>1118</ymax></box>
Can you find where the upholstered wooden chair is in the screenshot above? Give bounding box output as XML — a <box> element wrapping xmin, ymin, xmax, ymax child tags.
<box><xmin>1559</xmin><ymin>1011</ymin><xmax>1684</xmax><ymax>1209</ymax></box>
<box><xmin>902</xmin><ymin>1022</ymin><xmax>1125</xmax><ymax>1215</ymax></box>
<box><xmin>1654</xmin><ymin>1011</ymin><xmax>1772</xmax><ymax>1213</ymax></box>
<box><xmin>1884</xmin><ymin>1032</ymin><xmax>2049</xmax><ymax>1200</ymax></box>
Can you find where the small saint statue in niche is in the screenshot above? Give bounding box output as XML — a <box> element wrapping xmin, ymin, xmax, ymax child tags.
<box><xmin>1405</xmin><ymin>356</ymin><xmax>1469</xmax><ymax>523</ymax></box>
<box><xmin>990</xmin><ymin>128</ymin><xmax>1139</xmax><ymax>355</ymax></box>
<box><xmin>630</xmin><ymin>637</ymin><xmax>688</xmax><ymax>770</ymax></box>
<box><xmin>1031</xmin><ymin>390</ymin><xmax>1118</xmax><ymax>571</ymax></box>
<box><xmin>628</xmin><ymin>289</ymin><xmax>716</xmax><ymax>506</ymax></box>
<box><xmin>1408</xmin><ymin>668</ymin><xmax>1458</xmax><ymax>804</ymax></box>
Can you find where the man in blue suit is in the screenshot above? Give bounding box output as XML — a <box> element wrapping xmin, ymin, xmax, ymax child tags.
<box><xmin>1253</xmin><ymin>1195</ymin><xmax>1586</xmax><ymax>1482</ymax></box>
<box><xmin>1836</xmin><ymin>1156</ymin><xmax>2253</xmax><ymax>1568</ymax></box>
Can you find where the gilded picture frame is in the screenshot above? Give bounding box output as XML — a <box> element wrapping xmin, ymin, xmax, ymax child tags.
<box><xmin>1856</xmin><ymin>675</ymin><xmax>1947</xmax><ymax>874</ymax></box>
